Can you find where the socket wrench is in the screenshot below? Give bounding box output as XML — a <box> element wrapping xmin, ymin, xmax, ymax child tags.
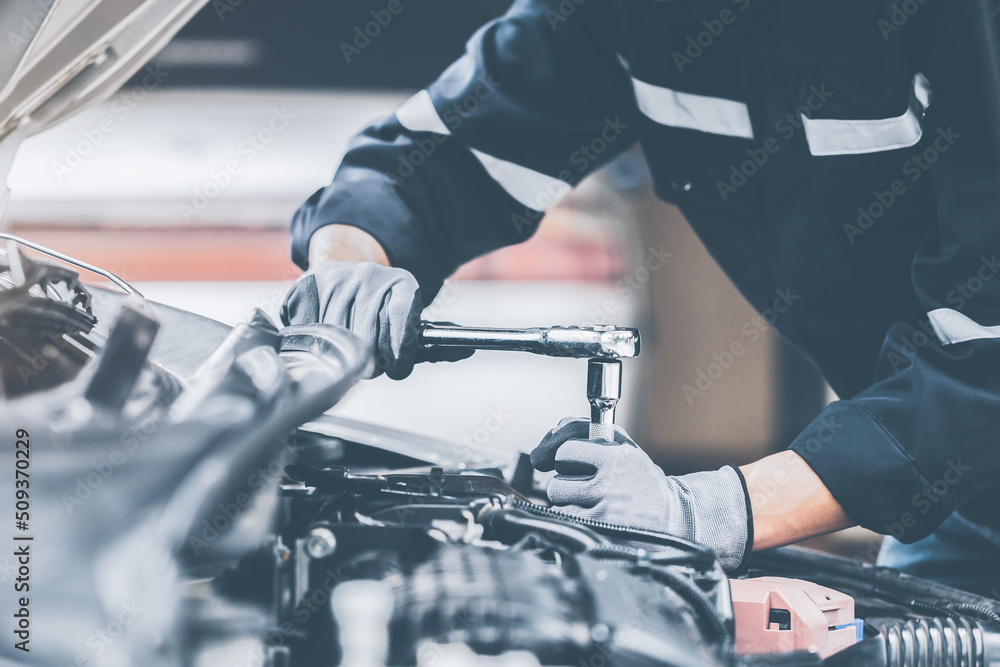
<box><xmin>418</xmin><ymin>322</ymin><xmax>640</xmax><ymax>440</ymax></box>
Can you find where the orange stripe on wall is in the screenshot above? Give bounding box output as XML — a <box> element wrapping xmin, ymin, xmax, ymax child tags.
<box><xmin>11</xmin><ymin>227</ymin><xmax>301</xmax><ymax>283</ymax></box>
<box><xmin>10</xmin><ymin>223</ymin><xmax>624</xmax><ymax>283</ymax></box>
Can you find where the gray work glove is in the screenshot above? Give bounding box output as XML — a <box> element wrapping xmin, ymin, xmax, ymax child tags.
<box><xmin>531</xmin><ymin>418</ymin><xmax>753</xmax><ymax>571</ymax></box>
<box><xmin>280</xmin><ymin>261</ymin><xmax>472</xmax><ymax>379</ymax></box>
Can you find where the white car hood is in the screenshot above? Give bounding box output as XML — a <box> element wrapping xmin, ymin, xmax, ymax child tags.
<box><xmin>0</xmin><ymin>0</ymin><xmax>208</xmax><ymax>219</ymax></box>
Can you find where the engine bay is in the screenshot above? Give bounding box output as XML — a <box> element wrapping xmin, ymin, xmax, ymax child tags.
<box><xmin>197</xmin><ymin>442</ymin><xmax>1000</xmax><ymax>667</ymax></box>
<box><xmin>2</xmin><ymin>239</ymin><xmax>1000</xmax><ymax>667</ymax></box>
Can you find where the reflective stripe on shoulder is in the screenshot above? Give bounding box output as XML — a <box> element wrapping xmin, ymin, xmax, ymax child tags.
<box><xmin>803</xmin><ymin>73</ymin><xmax>932</xmax><ymax>156</ymax></box>
<box><xmin>394</xmin><ymin>89</ymin><xmax>570</xmax><ymax>211</ymax></box>
<box><xmin>629</xmin><ymin>76</ymin><xmax>754</xmax><ymax>139</ymax></box>
<box><xmin>468</xmin><ymin>148</ymin><xmax>571</xmax><ymax>211</ymax></box>
<box><xmin>928</xmin><ymin>308</ymin><xmax>1000</xmax><ymax>345</ymax></box>
<box><xmin>396</xmin><ymin>89</ymin><xmax>451</xmax><ymax>135</ymax></box>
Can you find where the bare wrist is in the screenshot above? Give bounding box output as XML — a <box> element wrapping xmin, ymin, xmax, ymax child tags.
<box><xmin>308</xmin><ymin>224</ymin><xmax>390</xmax><ymax>268</ymax></box>
<box><xmin>740</xmin><ymin>450</ymin><xmax>853</xmax><ymax>551</ymax></box>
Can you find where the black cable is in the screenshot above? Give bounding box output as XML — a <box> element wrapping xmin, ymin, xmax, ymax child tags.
<box><xmin>807</xmin><ymin>573</ymin><xmax>1000</xmax><ymax>623</ymax></box>
<box><xmin>648</xmin><ymin>564</ymin><xmax>730</xmax><ymax>644</ymax></box>
<box><xmin>509</xmin><ymin>498</ymin><xmax>717</xmax><ymax>569</ymax></box>
<box><xmin>581</xmin><ymin>543</ymin><xmax>730</xmax><ymax>644</ymax></box>
<box><xmin>588</xmin><ymin>544</ymin><xmax>712</xmax><ymax>567</ymax></box>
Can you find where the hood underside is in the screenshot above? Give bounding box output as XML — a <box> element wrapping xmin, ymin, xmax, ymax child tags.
<box><xmin>0</xmin><ymin>0</ymin><xmax>209</xmax><ymax>218</ymax></box>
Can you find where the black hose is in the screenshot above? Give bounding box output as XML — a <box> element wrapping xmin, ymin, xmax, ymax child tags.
<box><xmin>509</xmin><ymin>498</ymin><xmax>717</xmax><ymax>569</ymax></box>
<box><xmin>481</xmin><ymin>507</ymin><xmax>606</xmax><ymax>553</ymax></box>
<box><xmin>807</xmin><ymin>573</ymin><xmax>1000</xmax><ymax>623</ymax></box>
<box><xmin>505</xmin><ymin>501</ymin><xmax>732</xmax><ymax>645</ymax></box>
<box><xmin>588</xmin><ymin>544</ymin><xmax>714</xmax><ymax>567</ymax></box>
<box><xmin>648</xmin><ymin>564</ymin><xmax>730</xmax><ymax>644</ymax></box>
<box><xmin>582</xmin><ymin>543</ymin><xmax>730</xmax><ymax>644</ymax></box>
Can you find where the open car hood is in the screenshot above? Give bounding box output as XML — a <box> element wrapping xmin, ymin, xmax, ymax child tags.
<box><xmin>0</xmin><ymin>0</ymin><xmax>209</xmax><ymax>219</ymax></box>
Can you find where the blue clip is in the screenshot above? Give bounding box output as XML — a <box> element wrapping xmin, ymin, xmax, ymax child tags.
<box><xmin>832</xmin><ymin>619</ymin><xmax>864</xmax><ymax>643</ymax></box>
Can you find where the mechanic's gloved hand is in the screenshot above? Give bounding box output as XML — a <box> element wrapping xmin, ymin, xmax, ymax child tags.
<box><xmin>530</xmin><ymin>418</ymin><xmax>753</xmax><ymax>571</ymax></box>
<box><xmin>280</xmin><ymin>261</ymin><xmax>472</xmax><ymax>379</ymax></box>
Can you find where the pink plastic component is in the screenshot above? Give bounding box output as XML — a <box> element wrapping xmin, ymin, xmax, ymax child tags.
<box><xmin>729</xmin><ymin>576</ymin><xmax>859</xmax><ymax>658</ymax></box>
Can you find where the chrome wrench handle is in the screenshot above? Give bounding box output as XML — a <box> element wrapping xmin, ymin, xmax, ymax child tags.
<box><xmin>418</xmin><ymin>322</ymin><xmax>639</xmax><ymax>441</ymax></box>
<box><xmin>418</xmin><ymin>323</ymin><xmax>639</xmax><ymax>359</ymax></box>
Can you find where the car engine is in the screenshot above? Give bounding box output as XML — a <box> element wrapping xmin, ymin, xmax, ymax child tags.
<box><xmin>3</xmin><ymin>239</ymin><xmax>1000</xmax><ymax>667</ymax></box>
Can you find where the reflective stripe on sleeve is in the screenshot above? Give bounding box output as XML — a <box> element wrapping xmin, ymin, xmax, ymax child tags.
<box><xmin>630</xmin><ymin>76</ymin><xmax>754</xmax><ymax>139</ymax></box>
<box><xmin>803</xmin><ymin>73</ymin><xmax>932</xmax><ymax>156</ymax></box>
<box><xmin>928</xmin><ymin>308</ymin><xmax>1000</xmax><ymax>345</ymax></box>
<box><xmin>394</xmin><ymin>90</ymin><xmax>570</xmax><ymax>211</ymax></box>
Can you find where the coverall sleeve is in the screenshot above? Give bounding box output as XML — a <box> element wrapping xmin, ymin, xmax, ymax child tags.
<box><xmin>789</xmin><ymin>4</ymin><xmax>1000</xmax><ymax>541</ymax></box>
<box><xmin>289</xmin><ymin>0</ymin><xmax>640</xmax><ymax>297</ymax></box>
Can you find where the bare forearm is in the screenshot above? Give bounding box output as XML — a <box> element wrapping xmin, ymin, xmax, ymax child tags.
<box><xmin>308</xmin><ymin>224</ymin><xmax>390</xmax><ymax>268</ymax></box>
<box><xmin>740</xmin><ymin>450</ymin><xmax>853</xmax><ymax>550</ymax></box>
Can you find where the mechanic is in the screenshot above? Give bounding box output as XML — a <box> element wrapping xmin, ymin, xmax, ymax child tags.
<box><xmin>280</xmin><ymin>0</ymin><xmax>1000</xmax><ymax>593</ymax></box>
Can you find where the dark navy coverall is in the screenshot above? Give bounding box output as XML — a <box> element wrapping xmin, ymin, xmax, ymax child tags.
<box><xmin>290</xmin><ymin>0</ymin><xmax>1000</xmax><ymax>578</ymax></box>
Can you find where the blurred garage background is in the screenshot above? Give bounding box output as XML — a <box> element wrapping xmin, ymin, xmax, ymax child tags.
<box><xmin>3</xmin><ymin>0</ymin><xmax>871</xmax><ymax>557</ymax></box>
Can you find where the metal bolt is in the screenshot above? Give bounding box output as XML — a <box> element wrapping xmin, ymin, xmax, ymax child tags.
<box><xmin>591</xmin><ymin>623</ymin><xmax>611</xmax><ymax>643</ymax></box>
<box><xmin>305</xmin><ymin>527</ymin><xmax>337</xmax><ymax>559</ymax></box>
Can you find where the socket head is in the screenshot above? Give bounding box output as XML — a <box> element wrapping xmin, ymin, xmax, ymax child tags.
<box><xmin>545</xmin><ymin>326</ymin><xmax>640</xmax><ymax>359</ymax></box>
<box><xmin>587</xmin><ymin>358</ymin><xmax>623</xmax><ymax>400</ymax></box>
